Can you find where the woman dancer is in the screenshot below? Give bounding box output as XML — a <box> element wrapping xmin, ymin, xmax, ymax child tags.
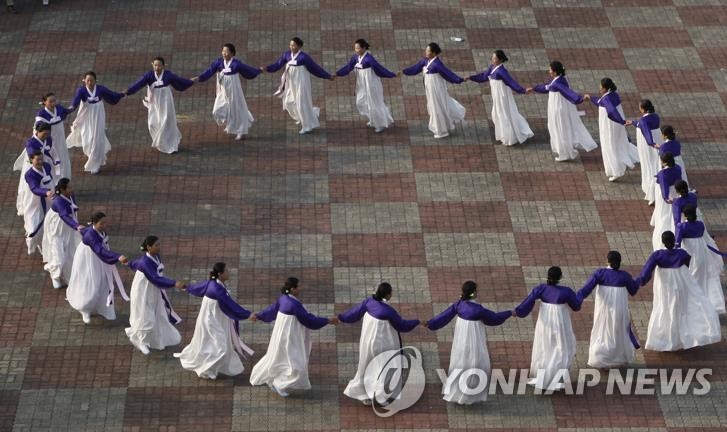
<box><xmin>42</xmin><ymin>178</ymin><xmax>83</xmax><ymax>288</ymax></box>
<box><xmin>335</xmin><ymin>39</ymin><xmax>396</xmax><ymax>133</ymax></box>
<box><xmin>338</xmin><ymin>282</ymin><xmax>420</xmax><ymax>406</ymax></box>
<box><xmin>402</xmin><ymin>42</ymin><xmax>466</xmax><ymax>139</ymax></box>
<box><xmin>626</xmin><ymin>100</ymin><xmax>661</xmax><ymax>204</ymax></box>
<box><xmin>193</xmin><ymin>43</ymin><xmax>260</xmax><ymax>140</ymax></box>
<box><xmin>659</xmin><ymin>125</ymin><xmax>688</xmax><ymax>185</ymax></box>
<box><xmin>469</xmin><ymin>49</ymin><xmax>533</xmax><ymax>145</ymax></box>
<box><xmin>651</xmin><ymin>152</ymin><xmax>683</xmax><ymax>250</ymax></box>
<box><xmin>263</xmin><ymin>37</ymin><xmax>334</xmax><ymax>135</ymax></box>
<box><xmin>249</xmin><ymin>277</ymin><xmax>336</xmax><ymax>397</ymax></box>
<box><xmin>176</xmin><ymin>262</ymin><xmax>253</xmax><ymax>379</ymax></box>
<box><xmin>66</xmin><ymin>211</ymin><xmax>128</xmax><ymax>324</ymax></box>
<box><xmin>584</xmin><ymin>78</ymin><xmax>639</xmax><ymax>182</ymax></box>
<box><xmin>426</xmin><ymin>281</ymin><xmax>512</xmax><ymax>404</ymax></box>
<box><xmin>515</xmin><ymin>266</ymin><xmax>581</xmax><ymax>390</ymax></box>
<box><xmin>636</xmin><ymin>231</ymin><xmax>721</xmax><ymax>351</ymax></box>
<box><xmin>526</xmin><ymin>61</ymin><xmax>597</xmax><ymax>162</ymax></box>
<box><xmin>66</xmin><ymin>71</ymin><xmax>125</xmax><ymax>174</ymax></box>
<box><xmin>22</xmin><ymin>151</ymin><xmax>54</xmax><ymax>255</ymax></box>
<box><xmin>34</xmin><ymin>92</ymin><xmax>72</xmax><ymax>179</ymax></box>
<box><xmin>126</xmin><ymin>57</ymin><xmax>194</xmax><ymax>152</ymax></box>
<box><xmin>14</xmin><ymin>122</ymin><xmax>59</xmax><ymax>217</ymax></box>
<box><xmin>577</xmin><ymin>251</ymin><xmax>640</xmax><ymax>369</ymax></box>
<box><xmin>126</xmin><ymin>236</ymin><xmax>186</xmax><ymax>355</ymax></box>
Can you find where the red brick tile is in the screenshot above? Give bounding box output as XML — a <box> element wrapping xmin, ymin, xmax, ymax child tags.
<box><xmin>123</xmin><ymin>387</ymin><xmax>233</xmax><ymax>430</ymax></box>
<box><xmin>677</xmin><ymin>6</ymin><xmax>727</xmax><ymax>26</ymax></box>
<box><xmin>615</xmin><ymin>27</ymin><xmax>694</xmax><ymax>48</ymax></box>
<box><xmin>329</xmin><ymin>174</ymin><xmax>418</xmax><ymax>203</ymax></box>
<box><xmin>501</xmin><ymin>172</ymin><xmax>594</xmax><ymax>201</ymax></box>
<box><xmin>0</xmin><ymin>391</ymin><xmax>20</xmax><ymax>432</ymax></box>
<box><xmin>240</xmin><ymin>204</ymin><xmax>331</xmax><ymax>235</ymax></box>
<box><xmin>237</xmin><ymin>268</ymin><xmax>334</xmax><ymax>305</ymax></box>
<box><xmin>632</xmin><ymin>70</ymin><xmax>716</xmax><ymax>93</ymax></box>
<box><xmin>241</xmin><ymin>145</ymin><xmax>328</xmax><ymax>174</ymax></box>
<box><xmin>391</xmin><ymin>8</ymin><xmax>466</xmax><ymax>29</ymax></box>
<box><xmin>24</xmin><ymin>346</ymin><xmax>132</xmax><ymax>389</ymax></box>
<box><xmin>419</xmin><ymin>202</ymin><xmax>513</xmax><ymax>233</ymax></box>
<box><xmin>546</xmin><ymin>48</ymin><xmax>627</xmax><ymax>69</ymax></box>
<box><xmin>0</xmin><ymin>307</ymin><xmax>37</xmax><ymax>348</ymax></box>
<box><xmin>102</xmin><ymin>11</ymin><xmax>178</xmax><ymax>31</ymax></box>
<box><xmin>683</xmin><ymin>171</ymin><xmax>727</xmax><ymax>199</ymax></box>
<box><xmin>427</xmin><ymin>266</ymin><xmax>526</xmax><ymax>302</ymax></box>
<box><xmin>515</xmin><ymin>232</ymin><xmax>611</xmax><ymax>266</ymax></box>
<box><xmin>535</xmin><ymin>7</ymin><xmax>609</xmax><ymax>28</ymax></box>
<box><xmin>321</xmin><ymin>30</ymin><xmax>397</xmax><ymax>51</ymax></box>
<box><xmin>697</xmin><ymin>47</ymin><xmax>727</xmax><ymax>69</ymax></box>
<box><xmin>596</xmin><ymin>200</ymin><xmax>653</xmax><ymax>232</ymax></box>
<box><xmin>460</xmin><ymin>0</ymin><xmax>531</xmax><ymax>7</ymax></box>
<box><xmin>411</xmin><ymin>145</ymin><xmax>498</xmax><ymax>172</ymax></box>
<box><xmin>248</xmin><ymin>11</ymin><xmax>321</xmax><ymax>31</ymax></box>
<box><xmin>0</xmin><ymin>53</ymin><xmax>18</xmax><ymax>74</ymax></box>
<box><xmin>332</xmin><ymin>234</ymin><xmax>427</xmax><ymax>267</ymax></box>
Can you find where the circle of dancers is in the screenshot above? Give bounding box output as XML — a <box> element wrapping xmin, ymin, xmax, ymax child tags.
<box><xmin>12</xmin><ymin>38</ymin><xmax>726</xmax><ymax>406</ymax></box>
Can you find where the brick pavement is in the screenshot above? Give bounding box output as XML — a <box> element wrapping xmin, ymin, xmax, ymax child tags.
<box><xmin>1</xmin><ymin>0</ymin><xmax>726</xmax><ymax>431</ymax></box>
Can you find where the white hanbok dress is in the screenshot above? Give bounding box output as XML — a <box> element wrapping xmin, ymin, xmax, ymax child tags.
<box><xmin>634</xmin><ymin>114</ymin><xmax>662</xmax><ymax>203</ymax></box>
<box><xmin>35</xmin><ymin>107</ymin><xmax>72</xmax><ymax>180</ymax></box>
<box><xmin>14</xmin><ymin>136</ymin><xmax>59</xmax><ymax>217</ymax></box>
<box><xmin>249</xmin><ymin>294</ymin><xmax>329</xmax><ymax>392</ymax></box>
<box><xmin>21</xmin><ymin>164</ymin><xmax>53</xmax><ymax>255</ymax></box>
<box><xmin>175</xmin><ymin>279</ymin><xmax>253</xmax><ymax>379</ymax></box>
<box><xmin>651</xmin><ymin>166</ymin><xmax>683</xmax><ymax>250</ymax></box>
<box><xmin>275</xmin><ymin>52</ymin><xmax>321</xmax><ymax>134</ymax></box>
<box><xmin>640</xmin><ymin>249</ymin><xmax>721</xmax><ymax>351</ymax></box>
<box><xmin>537</xmin><ymin>76</ymin><xmax>597</xmax><ymax>161</ymax></box>
<box><xmin>419</xmin><ymin>57</ymin><xmax>466</xmax><ymax>138</ymax></box>
<box><xmin>678</xmin><ymin>223</ymin><xmax>726</xmax><ymax>315</ymax></box>
<box><xmin>42</xmin><ymin>194</ymin><xmax>82</xmax><ymax>282</ymax></box>
<box><xmin>125</xmin><ymin>254</ymin><xmax>182</xmax><ymax>351</ymax></box>
<box><xmin>595</xmin><ymin>92</ymin><xmax>639</xmax><ymax>178</ymax></box>
<box><xmin>213</xmin><ymin>60</ymin><xmax>254</xmax><ymax>137</ymax></box>
<box><xmin>349</xmin><ymin>52</ymin><xmax>394</xmax><ymax>130</ymax></box>
<box><xmin>66</xmin><ymin>227</ymin><xmax>128</xmax><ymax>320</ymax></box>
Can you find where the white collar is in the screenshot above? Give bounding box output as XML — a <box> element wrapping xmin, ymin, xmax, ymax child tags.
<box><xmin>45</xmin><ymin>107</ymin><xmax>57</xmax><ymax>117</ymax></box>
<box><xmin>146</xmin><ymin>253</ymin><xmax>161</xmax><ymax>265</ymax></box>
<box><xmin>86</xmin><ymin>86</ymin><xmax>96</xmax><ymax>98</ymax></box>
<box><xmin>491</xmin><ymin>63</ymin><xmax>503</xmax><ymax>73</ymax></box>
<box><xmin>154</xmin><ymin>70</ymin><xmax>164</xmax><ymax>82</ymax></box>
<box><xmin>223</xmin><ymin>57</ymin><xmax>233</xmax><ymax>69</ymax></box>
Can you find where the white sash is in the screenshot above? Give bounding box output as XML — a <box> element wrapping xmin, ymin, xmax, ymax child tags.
<box><xmin>489</xmin><ymin>63</ymin><xmax>503</xmax><ymax>78</ymax></box>
<box><xmin>86</xmin><ymin>86</ymin><xmax>99</xmax><ymax>103</ymax></box>
<box><xmin>147</xmin><ymin>253</ymin><xmax>181</xmax><ymax>324</ymax></box>
<box><xmin>355</xmin><ymin>52</ymin><xmax>367</xmax><ymax>69</ymax></box>
<box><xmin>59</xmin><ymin>194</ymin><xmax>79</xmax><ymax>219</ymax></box>
<box><xmin>97</xmin><ymin>231</ymin><xmax>129</xmax><ymax>305</ymax></box>
<box><xmin>422</xmin><ymin>57</ymin><xmax>436</xmax><ymax>74</ymax></box>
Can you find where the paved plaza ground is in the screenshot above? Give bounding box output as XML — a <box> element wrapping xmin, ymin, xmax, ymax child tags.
<box><xmin>1</xmin><ymin>0</ymin><xmax>727</xmax><ymax>431</ymax></box>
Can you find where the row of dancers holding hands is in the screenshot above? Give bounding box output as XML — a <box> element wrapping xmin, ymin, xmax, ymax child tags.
<box><xmin>18</xmin><ymin>37</ymin><xmax>669</xmax><ymax>190</ymax></box>
<box><xmin>20</xmin><ymin>169</ymin><xmax>723</xmax><ymax>403</ymax></box>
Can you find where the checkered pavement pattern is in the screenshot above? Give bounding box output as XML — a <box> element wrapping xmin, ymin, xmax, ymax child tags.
<box><xmin>1</xmin><ymin>0</ymin><xmax>726</xmax><ymax>431</ymax></box>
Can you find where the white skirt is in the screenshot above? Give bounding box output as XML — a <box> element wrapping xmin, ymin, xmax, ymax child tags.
<box><xmin>528</xmin><ymin>303</ymin><xmax>576</xmax><ymax>390</ymax></box>
<box><xmin>636</xmin><ymin>127</ymin><xmax>661</xmax><ymax>202</ymax></box>
<box><xmin>249</xmin><ymin>312</ymin><xmax>313</xmax><ymax>391</ymax></box>
<box><xmin>41</xmin><ymin>210</ymin><xmax>81</xmax><ymax>281</ymax></box>
<box><xmin>651</xmin><ymin>185</ymin><xmax>676</xmax><ymax>250</ymax></box>
<box><xmin>177</xmin><ymin>296</ymin><xmax>244</xmax><ymax>378</ymax></box>
<box><xmin>490</xmin><ymin>79</ymin><xmax>533</xmax><ymax>146</ymax></box>
<box><xmin>443</xmin><ymin>317</ymin><xmax>491</xmax><ymax>405</ymax></box>
<box><xmin>424</xmin><ymin>73</ymin><xmax>465</xmax><ymax>138</ymax></box>
<box><xmin>213</xmin><ymin>73</ymin><xmax>254</xmax><ymax>137</ymax></box>
<box><xmin>51</xmin><ymin>122</ymin><xmax>72</xmax><ymax>179</ymax></box>
<box><xmin>13</xmin><ymin>152</ymin><xmax>57</xmax><ymax>217</ymax></box>
<box><xmin>343</xmin><ymin>313</ymin><xmax>401</xmax><ymax>402</ymax></box>
<box><xmin>587</xmin><ymin>285</ymin><xmax>635</xmax><ymax>368</ymax></box>
<box><xmin>547</xmin><ymin>91</ymin><xmax>598</xmax><ymax>161</ymax></box>
<box><xmin>645</xmin><ymin>267</ymin><xmax>721</xmax><ymax>351</ymax></box>
<box><xmin>354</xmin><ymin>68</ymin><xmax>393</xmax><ymax>130</ymax></box>
<box><xmin>125</xmin><ymin>271</ymin><xmax>181</xmax><ymax>350</ymax></box>
<box><xmin>146</xmin><ymin>86</ymin><xmax>182</xmax><ymax>153</ymax></box>
<box><xmin>598</xmin><ymin>106</ymin><xmax>639</xmax><ymax>178</ymax></box>
<box><xmin>681</xmin><ymin>236</ymin><xmax>726</xmax><ymax>314</ymax></box>
<box><xmin>66</xmin><ymin>243</ymin><xmax>118</xmax><ymax>320</ymax></box>
<box><xmin>66</xmin><ymin>101</ymin><xmax>111</xmax><ymax>173</ymax></box>
<box><xmin>282</xmin><ymin>66</ymin><xmax>320</xmax><ymax>133</ymax></box>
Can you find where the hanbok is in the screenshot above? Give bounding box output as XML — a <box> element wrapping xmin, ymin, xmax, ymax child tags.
<box><xmin>22</xmin><ymin>163</ymin><xmax>53</xmax><ymax>255</ymax></box>
<box><xmin>14</xmin><ymin>135</ymin><xmax>59</xmax><ymax>216</ymax></box>
<box><xmin>515</xmin><ymin>284</ymin><xmax>581</xmax><ymax>390</ymax></box>
<box><xmin>427</xmin><ymin>300</ymin><xmax>511</xmax><ymax>404</ymax></box>
<box><xmin>590</xmin><ymin>91</ymin><xmax>639</xmax><ymax>179</ymax></box>
<box><xmin>66</xmin><ymin>227</ymin><xmax>128</xmax><ymax>321</ymax></box>
<box><xmin>266</xmin><ymin>51</ymin><xmax>332</xmax><ymax>134</ymax></box>
<box><xmin>42</xmin><ymin>194</ymin><xmax>82</xmax><ymax>283</ymax></box>
<box><xmin>660</xmin><ymin>139</ymin><xmax>688</xmax><ymax>185</ymax></box>
<box><xmin>651</xmin><ymin>165</ymin><xmax>683</xmax><ymax>250</ymax></box>
<box><xmin>631</xmin><ymin>113</ymin><xmax>661</xmax><ymax>202</ymax></box>
<box><xmin>637</xmin><ymin>248</ymin><xmax>721</xmax><ymax>351</ymax></box>
<box><xmin>197</xmin><ymin>57</ymin><xmax>260</xmax><ymax>138</ymax></box>
<box><xmin>126</xmin><ymin>70</ymin><xmax>194</xmax><ymax>153</ymax></box>
<box><xmin>35</xmin><ymin>104</ymin><xmax>73</xmax><ymax>179</ymax></box>
<box><xmin>249</xmin><ymin>294</ymin><xmax>329</xmax><ymax>392</ymax></box>
<box><xmin>66</xmin><ymin>85</ymin><xmax>124</xmax><ymax>173</ymax></box>
<box><xmin>676</xmin><ymin>221</ymin><xmax>726</xmax><ymax>314</ymax></box>
<box><xmin>533</xmin><ymin>76</ymin><xmax>597</xmax><ymax>161</ymax></box>
<box><xmin>470</xmin><ymin>64</ymin><xmax>533</xmax><ymax>145</ymax></box>
<box><xmin>338</xmin><ymin>296</ymin><xmax>420</xmax><ymax>403</ymax></box>
<box><xmin>672</xmin><ymin>192</ymin><xmax>698</xmax><ymax>229</ymax></box>
<box><xmin>125</xmin><ymin>253</ymin><xmax>182</xmax><ymax>353</ymax></box>
<box><xmin>175</xmin><ymin>279</ymin><xmax>252</xmax><ymax>378</ymax></box>
<box><xmin>403</xmin><ymin>56</ymin><xmax>465</xmax><ymax>138</ymax></box>
<box><xmin>336</xmin><ymin>52</ymin><xmax>395</xmax><ymax>131</ymax></box>
<box><xmin>577</xmin><ymin>268</ymin><xmax>640</xmax><ymax>368</ymax></box>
